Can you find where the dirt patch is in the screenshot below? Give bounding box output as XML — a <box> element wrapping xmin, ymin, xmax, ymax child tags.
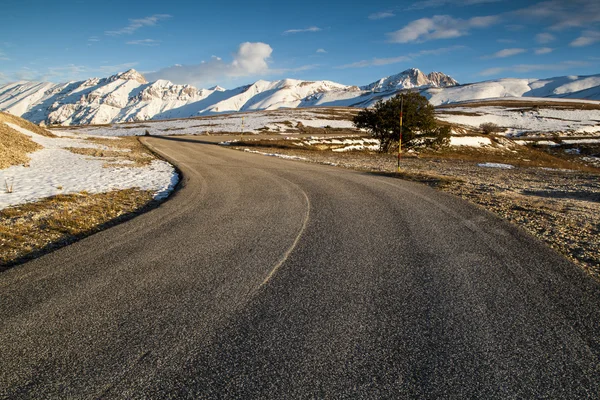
<box><xmin>229</xmin><ymin>142</ymin><xmax>600</xmax><ymax>280</ymax></box>
<box><xmin>0</xmin><ymin>189</ymin><xmax>156</xmax><ymax>270</ymax></box>
<box><xmin>0</xmin><ymin>123</ymin><xmax>43</xmax><ymax>169</ymax></box>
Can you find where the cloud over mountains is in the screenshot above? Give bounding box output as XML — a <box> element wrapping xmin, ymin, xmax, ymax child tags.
<box><xmin>146</xmin><ymin>42</ymin><xmax>273</xmax><ymax>86</ymax></box>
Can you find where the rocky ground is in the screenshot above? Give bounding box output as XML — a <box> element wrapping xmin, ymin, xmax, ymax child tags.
<box><xmin>230</xmin><ymin>143</ymin><xmax>600</xmax><ymax>280</ymax></box>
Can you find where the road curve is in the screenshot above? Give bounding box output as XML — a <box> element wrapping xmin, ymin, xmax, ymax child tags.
<box><xmin>1</xmin><ymin>135</ymin><xmax>599</xmax><ymax>399</ymax></box>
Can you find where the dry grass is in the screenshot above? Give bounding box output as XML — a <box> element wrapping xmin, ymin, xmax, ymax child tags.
<box><xmin>65</xmin><ymin>137</ymin><xmax>155</xmax><ymax>167</ymax></box>
<box><xmin>0</xmin><ymin>111</ymin><xmax>55</xmax><ymax>137</ymax></box>
<box><xmin>421</xmin><ymin>145</ymin><xmax>599</xmax><ymax>172</ymax></box>
<box><xmin>0</xmin><ymin>123</ymin><xmax>43</xmax><ymax>169</ymax></box>
<box><xmin>437</xmin><ymin>99</ymin><xmax>600</xmax><ymax>111</ymax></box>
<box><xmin>0</xmin><ymin>189</ymin><xmax>156</xmax><ymax>270</ymax></box>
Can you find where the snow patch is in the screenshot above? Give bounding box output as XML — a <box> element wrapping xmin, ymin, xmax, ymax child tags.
<box><xmin>0</xmin><ymin>122</ymin><xmax>178</xmax><ymax>210</ymax></box>
<box><xmin>478</xmin><ymin>162</ymin><xmax>515</xmax><ymax>169</ymax></box>
<box><xmin>450</xmin><ymin>136</ymin><xmax>492</xmax><ymax>147</ymax></box>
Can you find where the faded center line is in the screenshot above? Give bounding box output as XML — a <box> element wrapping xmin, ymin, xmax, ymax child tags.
<box><xmin>260</xmin><ymin>177</ymin><xmax>311</xmax><ymax>288</ymax></box>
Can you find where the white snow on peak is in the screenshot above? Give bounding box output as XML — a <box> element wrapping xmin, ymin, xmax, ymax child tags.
<box><xmin>108</xmin><ymin>69</ymin><xmax>148</xmax><ymax>84</ymax></box>
<box><xmin>361</xmin><ymin>68</ymin><xmax>458</xmax><ymax>92</ymax></box>
<box><xmin>209</xmin><ymin>85</ymin><xmax>226</xmax><ymax>92</ymax></box>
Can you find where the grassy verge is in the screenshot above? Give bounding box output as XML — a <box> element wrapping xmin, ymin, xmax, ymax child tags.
<box><xmin>0</xmin><ymin>189</ymin><xmax>156</xmax><ymax>271</ymax></box>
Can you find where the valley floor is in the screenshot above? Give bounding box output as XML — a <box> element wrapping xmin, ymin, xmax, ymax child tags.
<box><xmin>227</xmin><ymin>143</ymin><xmax>600</xmax><ymax>280</ymax></box>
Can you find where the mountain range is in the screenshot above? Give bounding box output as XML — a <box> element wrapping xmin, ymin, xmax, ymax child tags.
<box><xmin>0</xmin><ymin>68</ymin><xmax>599</xmax><ymax>126</ymax></box>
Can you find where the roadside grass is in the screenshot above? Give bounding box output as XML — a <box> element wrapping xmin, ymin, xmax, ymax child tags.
<box><xmin>419</xmin><ymin>144</ymin><xmax>599</xmax><ymax>172</ymax></box>
<box><xmin>0</xmin><ymin>123</ymin><xmax>42</xmax><ymax>169</ymax></box>
<box><xmin>0</xmin><ymin>189</ymin><xmax>156</xmax><ymax>270</ymax></box>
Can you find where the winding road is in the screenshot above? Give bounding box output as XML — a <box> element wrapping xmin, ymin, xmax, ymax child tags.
<box><xmin>1</xmin><ymin>135</ymin><xmax>599</xmax><ymax>398</ymax></box>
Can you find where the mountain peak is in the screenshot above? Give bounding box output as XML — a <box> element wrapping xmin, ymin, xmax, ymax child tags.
<box><xmin>109</xmin><ymin>69</ymin><xmax>147</xmax><ymax>84</ymax></box>
<box><xmin>400</xmin><ymin>67</ymin><xmax>423</xmax><ymax>75</ymax></box>
<box><xmin>361</xmin><ymin>68</ymin><xmax>458</xmax><ymax>92</ymax></box>
<box><xmin>209</xmin><ymin>85</ymin><xmax>226</xmax><ymax>92</ymax></box>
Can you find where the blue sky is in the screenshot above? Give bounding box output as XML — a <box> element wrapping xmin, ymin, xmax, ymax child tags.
<box><xmin>1</xmin><ymin>0</ymin><xmax>599</xmax><ymax>89</ymax></box>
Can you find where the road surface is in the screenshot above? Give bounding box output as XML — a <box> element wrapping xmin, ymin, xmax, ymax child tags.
<box><xmin>1</xmin><ymin>135</ymin><xmax>599</xmax><ymax>399</ymax></box>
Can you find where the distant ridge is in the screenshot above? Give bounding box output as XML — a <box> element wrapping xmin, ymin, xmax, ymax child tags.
<box><xmin>1</xmin><ymin>68</ymin><xmax>599</xmax><ymax>126</ymax></box>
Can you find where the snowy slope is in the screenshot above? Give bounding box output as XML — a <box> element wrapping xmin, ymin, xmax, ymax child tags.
<box><xmin>423</xmin><ymin>75</ymin><xmax>600</xmax><ymax>105</ymax></box>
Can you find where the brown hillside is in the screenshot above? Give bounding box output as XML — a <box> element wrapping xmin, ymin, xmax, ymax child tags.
<box><xmin>0</xmin><ymin>112</ymin><xmax>55</xmax><ymax>137</ymax></box>
<box><xmin>0</xmin><ymin>113</ymin><xmax>46</xmax><ymax>169</ymax></box>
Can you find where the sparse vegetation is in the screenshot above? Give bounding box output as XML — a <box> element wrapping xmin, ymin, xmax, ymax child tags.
<box><xmin>480</xmin><ymin>122</ymin><xmax>504</xmax><ymax>135</ymax></box>
<box><xmin>353</xmin><ymin>92</ymin><xmax>450</xmax><ymax>152</ymax></box>
<box><xmin>5</xmin><ymin>178</ymin><xmax>14</xmax><ymax>193</ymax></box>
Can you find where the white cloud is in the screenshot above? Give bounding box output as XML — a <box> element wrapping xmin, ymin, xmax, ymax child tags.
<box><xmin>96</xmin><ymin>63</ymin><xmax>139</xmax><ymax>74</ymax></box>
<box><xmin>535</xmin><ymin>47</ymin><xmax>554</xmax><ymax>54</ymax></box>
<box><xmin>570</xmin><ymin>30</ymin><xmax>600</xmax><ymax>47</ymax></box>
<box><xmin>6</xmin><ymin>62</ymin><xmax>139</xmax><ymax>83</ymax></box>
<box><xmin>387</xmin><ymin>14</ymin><xmax>499</xmax><ymax>43</ymax></box>
<box><xmin>0</xmin><ymin>51</ymin><xmax>8</xmax><ymax>61</ymax></box>
<box><xmin>145</xmin><ymin>42</ymin><xmax>286</xmax><ymax>86</ymax></box>
<box><xmin>88</xmin><ymin>36</ymin><xmax>100</xmax><ymax>42</ymax></box>
<box><xmin>283</xmin><ymin>26</ymin><xmax>321</xmax><ymax>35</ymax></box>
<box><xmin>126</xmin><ymin>39</ymin><xmax>161</xmax><ymax>46</ymax></box>
<box><xmin>505</xmin><ymin>24</ymin><xmax>524</xmax><ymax>32</ymax></box>
<box><xmin>336</xmin><ymin>45</ymin><xmax>466</xmax><ymax>69</ymax></box>
<box><xmin>535</xmin><ymin>32</ymin><xmax>555</xmax><ymax>44</ymax></box>
<box><xmin>369</xmin><ymin>11</ymin><xmax>395</xmax><ymax>20</ymax></box>
<box><xmin>407</xmin><ymin>0</ymin><xmax>500</xmax><ymax>10</ymax></box>
<box><xmin>479</xmin><ymin>60</ymin><xmax>589</xmax><ymax>76</ymax></box>
<box><xmin>484</xmin><ymin>48</ymin><xmax>527</xmax><ymax>58</ymax></box>
<box><xmin>418</xmin><ymin>45</ymin><xmax>467</xmax><ymax>55</ymax></box>
<box><xmin>337</xmin><ymin>56</ymin><xmax>412</xmax><ymax>69</ymax></box>
<box><xmin>316</xmin><ymin>48</ymin><xmax>327</xmax><ymax>53</ymax></box>
<box><xmin>105</xmin><ymin>14</ymin><xmax>171</xmax><ymax>36</ymax></box>
<box><xmin>515</xmin><ymin>0</ymin><xmax>600</xmax><ymax>31</ymax></box>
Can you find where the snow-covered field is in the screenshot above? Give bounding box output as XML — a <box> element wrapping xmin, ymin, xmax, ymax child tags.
<box><xmin>437</xmin><ymin>99</ymin><xmax>600</xmax><ymax>137</ymax></box>
<box><xmin>0</xmin><ymin>122</ymin><xmax>178</xmax><ymax>210</ymax></box>
<box><xmin>60</xmin><ymin>108</ymin><xmax>359</xmax><ymax>137</ymax></box>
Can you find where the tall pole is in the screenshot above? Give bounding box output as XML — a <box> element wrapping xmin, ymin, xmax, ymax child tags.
<box><xmin>398</xmin><ymin>96</ymin><xmax>403</xmax><ymax>173</ymax></box>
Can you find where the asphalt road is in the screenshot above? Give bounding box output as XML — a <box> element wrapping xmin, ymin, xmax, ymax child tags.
<box><xmin>1</xmin><ymin>135</ymin><xmax>599</xmax><ymax>399</ymax></box>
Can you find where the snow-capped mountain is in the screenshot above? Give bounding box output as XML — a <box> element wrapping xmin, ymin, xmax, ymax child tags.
<box><xmin>422</xmin><ymin>75</ymin><xmax>600</xmax><ymax>105</ymax></box>
<box><xmin>361</xmin><ymin>68</ymin><xmax>458</xmax><ymax>92</ymax></box>
<box><xmin>1</xmin><ymin>67</ymin><xmax>599</xmax><ymax>126</ymax></box>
